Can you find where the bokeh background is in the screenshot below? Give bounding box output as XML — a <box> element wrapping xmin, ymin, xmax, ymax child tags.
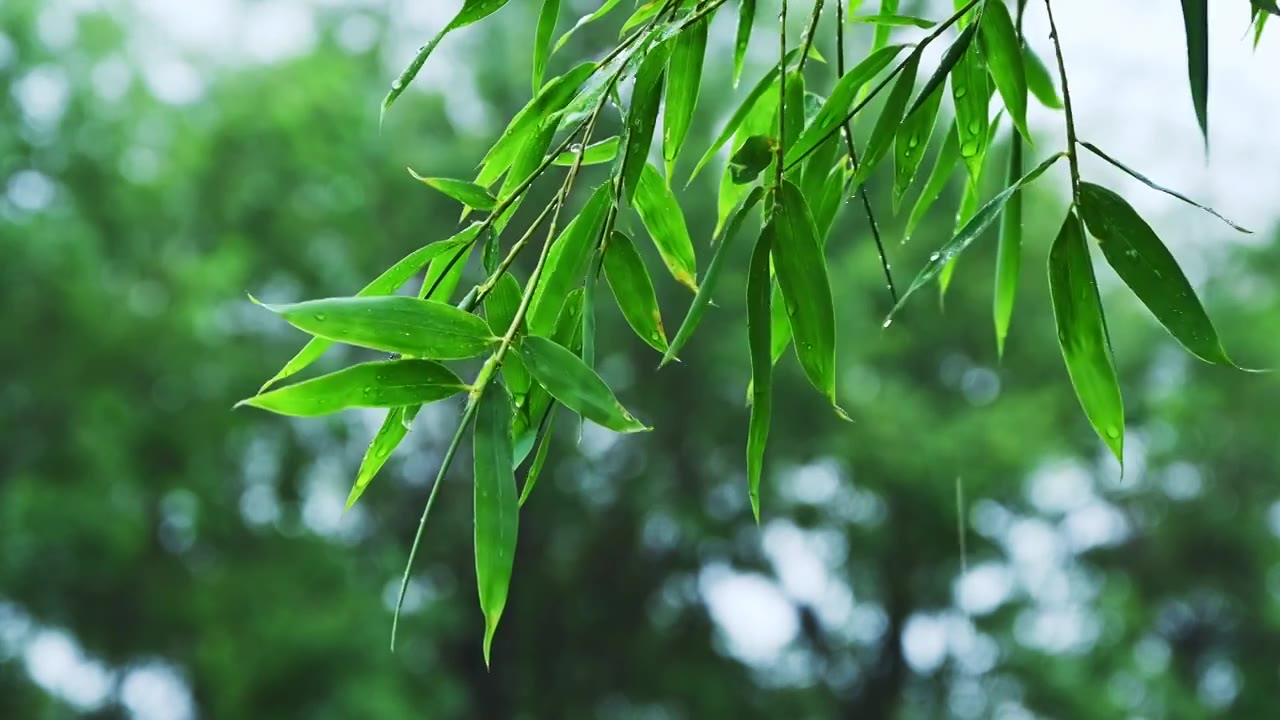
<box><xmin>3</xmin><ymin>1</ymin><xmax>1280</xmax><ymax>718</ymax></box>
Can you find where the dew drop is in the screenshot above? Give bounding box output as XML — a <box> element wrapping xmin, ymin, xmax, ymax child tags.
<box><xmin>908</xmin><ymin>137</ymin><xmax>920</xmax><ymax>149</ymax></box>
<box><xmin>391</xmin><ymin>79</ymin><xmax>404</xmax><ymax>91</ymax></box>
<box><xmin>313</xmin><ymin>313</ymin><xmax>328</xmax><ymax>322</ymax></box>
<box><xmin>955</xmin><ymin>87</ymin><xmax>968</xmax><ymax>99</ymax></box>
<box><xmin>882</xmin><ymin>317</ymin><xmax>893</xmax><ymax>329</ymax></box>
<box><xmin>968</xmin><ymin>121</ymin><xmax>981</xmax><ymax>134</ymax></box>
<box><xmin>1105</xmin><ymin>426</ymin><xmax>1121</xmax><ymax>439</ymax></box>
<box><xmin>569</xmin><ymin>143</ymin><xmax>584</xmax><ymax>154</ymax></box>
<box><xmin>961</xmin><ymin>141</ymin><xmax>978</xmax><ymax>156</ymax></box>
<box><xmin>929</xmin><ymin>252</ymin><xmax>942</xmax><ymax>262</ymax></box>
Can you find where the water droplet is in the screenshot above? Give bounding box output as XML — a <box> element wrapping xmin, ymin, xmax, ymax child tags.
<box><xmin>569</xmin><ymin>143</ymin><xmax>584</xmax><ymax>154</ymax></box>
<box><xmin>961</xmin><ymin>141</ymin><xmax>978</xmax><ymax>156</ymax></box>
<box><xmin>882</xmin><ymin>317</ymin><xmax>893</xmax><ymax>329</ymax></box>
<box><xmin>955</xmin><ymin>87</ymin><xmax>968</xmax><ymax>99</ymax></box>
<box><xmin>363</xmin><ymin>387</ymin><xmax>374</xmax><ymax>396</ymax></box>
<box><xmin>968</xmin><ymin>121</ymin><xmax>981</xmax><ymax>134</ymax></box>
<box><xmin>1105</xmin><ymin>426</ymin><xmax>1121</xmax><ymax>439</ymax></box>
<box><xmin>391</xmin><ymin>79</ymin><xmax>404</xmax><ymax>91</ymax></box>
<box><xmin>908</xmin><ymin>137</ymin><xmax>919</xmax><ymax>149</ymax></box>
<box><xmin>313</xmin><ymin>313</ymin><xmax>328</xmax><ymax>322</ymax></box>
<box><xmin>929</xmin><ymin>252</ymin><xmax>942</xmax><ymax>262</ymax></box>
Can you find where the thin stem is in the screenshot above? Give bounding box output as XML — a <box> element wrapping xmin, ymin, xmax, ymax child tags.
<box><xmin>835</xmin><ymin>0</ymin><xmax>897</xmax><ymax>303</ymax></box>
<box><xmin>796</xmin><ymin>0</ymin><xmax>825</xmax><ymax>75</ymax></box>
<box><xmin>1042</xmin><ymin>0</ymin><xmax>1081</xmax><ymax>198</ymax></box>
<box><xmin>776</xmin><ymin>0</ymin><xmax>789</xmax><ymax>192</ymax></box>
<box><xmin>784</xmin><ymin>0</ymin><xmax>982</xmax><ymax>171</ymax></box>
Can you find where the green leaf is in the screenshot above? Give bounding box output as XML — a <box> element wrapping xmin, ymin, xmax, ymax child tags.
<box><xmin>891</xmin><ymin>152</ymin><xmax>1063</xmax><ymax>317</ymax></box>
<box><xmin>1078</xmin><ymin>182</ymin><xmax>1243</xmax><ymax>368</ymax></box>
<box><xmin>516</xmin><ymin>335</ymin><xmax>649</xmax><ymax>433</ymax></box>
<box><xmin>772</xmin><ymin>181</ymin><xmax>837</xmax><ymax>406</ymax></box>
<box><xmin>994</xmin><ymin>133</ymin><xmax>1023</xmax><ymax>357</ymax></box>
<box><xmin>619</xmin><ymin>0</ymin><xmax>663</xmax><ymax>37</ymax></box>
<box><xmin>473</xmin><ymin>382</ymin><xmax>519</xmax><ymax>668</ymax></box>
<box><xmin>491</xmin><ymin>120</ymin><xmax>558</xmax><ymax>234</ymax></box>
<box><xmin>258</xmin><ymin>296</ymin><xmax>497</xmax><ymax>359</ymax></box>
<box><xmin>729</xmin><ymin>135</ymin><xmax>776</xmax><ymax>185</ymax></box>
<box><xmin>551</xmin><ymin>137</ymin><xmax>620</xmax><ymax>166</ymax></box>
<box><xmin>603</xmin><ymin>230</ymin><xmax>668</xmax><ymax>352</ymax></box>
<box><xmin>485</xmin><ymin>273</ymin><xmax>531</xmax><ymax>397</ymax></box>
<box><xmin>347</xmin><ymin>407</ymin><xmax>411</xmax><ymax>510</ymax></box>
<box><xmin>620</xmin><ymin>42</ymin><xmax>672</xmax><ymax>203</ymax></box>
<box><xmin>951</xmin><ymin>42</ymin><xmax>990</xmax><ymax>181</ymax></box>
<box><xmin>664</xmin><ymin>17</ymin><xmax>708</xmax><ymax>177</ymax></box>
<box><xmin>1179</xmin><ymin>0</ymin><xmax>1209</xmax><ymax>142</ymax></box>
<box><xmin>734</xmin><ymin>0</ymin><xmax>757</xmax><ymax>86</ymax></box>
<box><xmin>872</xmin><ymin>0</ymin><xmax>901</xmax><ymax>50</ymax></box>
<box><xmin>518</xmin><ymin>407</ymin><xmax>556</xmax><ymax>506</ymax></box>
<box><xmin>849</xmin><ymin>13</ymin><xmax>937</xmax><ymax>29</ymax></box>
<box><xmin>259</xmin><ymin>231</ymin><xmax>478</xmax><ymax>391</ymax></box>
<box><xmin>419</xmin><ymin>238</ymin><xmax>475</xmax><ymax>303</ymax></box>
<box><xmin>634</xmin><ymin>163</ymin><xmax>698</xmax><ymax>291</ymax></box>
<box><xmin>553</xmin><ymin>0</ymin><xmax>623</xmax><ymax>54</ymax></box>
<box><xmin>853</xmin><ymin>50</ymin><xmax>922</xmax><ymax>185</ymax></box>
<box><xmin>407</xmin><ymin>170</ymin><xmax>497</xmax><ymax>211</ymax></box>
<box><xmin>527</xmin><ymin>184</ymin><xmax>612</xmax><ymax>335</ymax></box>
<box><xmin>479</xmin><ymin>62</ymin><xmax>597</xmax><ymax>187</ymax></box>
<box><xmin>1080</xmin><ymin>142</ymin><xmax>1251</xmax><ymax>233</ymax></box>
<box><xmin>904</xmin><ymin>125</ymin><xmax>961</xmax><ymax>239</ymax></box>
<box><xmin>781</xmin><ymin>69</ymin><xmax>806</xmax><ymax>162</ymax></box>
<box><xmin>746</xmin><ymin>225</ymin><xmax>773</xmax><ymax>523</ymax></box>
<box><xmin>784</xmin><ymin>44</ymin><xmax>907</xmax><ymax>167</ymax></box>
<box><xmin>1023</xmin><ymin>44</ymin><xmax>1063</xmax><ymax>110</ymax></box>
<box><xmin>381</xmin><ymin>0</ymin><xmax>514</xmax><ymax>122</ymax></box>
<box><xmin>688</xmin><ymin>48</ymin><xmax>802</xmax><ymax>184</ymax></box>
<box><xmin>237</xmin><ymin>359</ymin><xmax>467</xmax><ymax>417</ymax></box>
<box><xmin>532</xmin><ymin>0</ymin><xmax>561</xmax><ymax>91</ymax></box>
<box><xmin>893</xmin><ymin>80</ymin><xmax>943</xmax><ymax>210</ymax></box>
<box><xmin>906</xmin><ymin>23</ymin><xmax>977</xmax><ymax>119</ymax></box>
<box><xmin>716</xmin><ymin>84</ymin><xmax>777</xmax><ymax>236</ymax></box>
<box><xmin>978</xmin><ymin>0</ymin><xmax>1030</xmax><ymax>143</ymax></box>
<box><xmin>1048</xmin><ymin>210</ymin><xmax>1125</xmax><ymax>465</ymax></box>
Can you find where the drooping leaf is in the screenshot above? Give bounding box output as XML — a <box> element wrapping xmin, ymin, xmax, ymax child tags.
<box><xmin>634</xmin><ymin>163</ymin><xmax>698</xmax><ymax>290</ymax></box>
<box><xmin>1078</xmin><ymin>182</ymin><xmax>1244</xmax><ymax>368</ymax></box>
<box><xmin>346</xmin><ymin>407</ymin><xmax>411</xmax><ymax>510</ymax></box>
<box><xmin>872</xmin><ymin>0</ymin><xmax>901</xmax><ymax>50</ymax></box>
<box><xmin>516</xmin><ymin>335</ymin><xmax>649</xmax><ymax>433</ymax></box>
<box><xmin>527</xmin><ymin>183</ymin><xmax>612</xmax><ymax>334</ymax></box>
<box><xmin>1179</xmin><ymin>0</ymin><xmax>1209</xmax><ymax>142</ymax></box>
<box><xmin>849</xmin><ymin>13</ymin><xmax>937</xmax><ymax>28</ymax></box>
<box><xmin>478</xmin><ymin>62</ymin><xmax>597</xmax><ymax>187</ymax></box>
<box><xmin>994</xmin><ymin>133</ymin><xmax>1023</xmax><ymax>357</ymax></box>
<box><xmin>259</xmin><ymin>230</ymin><xmax>478</xmax><ymax>391</ymax></box>
<box><xmin>518</xmin><ymin>406</ymin><xmax>556</xmax><ymax>506</ymax></box>
<box><xmin>619</xmin><ymin>0</ymin><xmax>664</xmax><ymax>36</ymax></box>
<box><xmin>620</xmin><ymin>42</ymin><xmax>673</xmax><ymax>202</ymax></box>
<box><xmin>532</xmin><ymin>0</ymin><xmax>562</xmax><ymax>91</ymax></box>
<box><xmin>552</xmin><ymin>137</ymin><xmax>620</xmax><ymax>166</ymax></box>
<box><xmin>553</xmin><ymin>0</ymin><xmax>623</xmax><ymax>54</ymax></box>
<box><xmin>781</xmin><ymin>69</ymin><xmax>806</xmax><ymax>161</ymax></box>
<box><xmin>904</xmin><ymin>125</ymin><xmax>961</xmax><ymax>239</ymax></box>
<box><xmin>485</xmin><ymin>273</ymin><xmax>531</xmax><ymax>397</ymax></box>
<box><xmin>1048</xmin><ymin>210</ymin><xmax>1125</xmax><ymax>465</ymax></box>
<box><xmin>853</xmin><ymin>50</ymin><xmax>922</xmax><ymax>185</ymax></box>
<box><xmin>785</xmin><ymin>44</ymin><xmax>907</xmax><ymax>167</ymax></box>
<box><xmin>258</xmin><ymin>296</ymin><xmax>497</xmax><ymax>359</ymax></box>
<box><xmin>906</xmin><ymin>23</ymin><xmax>977</xmax><ymax>119</ymax></box>
<box><xmin>734</xmin><ymin>0</ymin><xmax>757</xmax><ymax>86</ymax></box>
<box><xmin>664</xmin><ymin>17</ymin><xmax>708</xmax><ymax>177</ymax></box>
<box><xmin>1023</xmin><ymin>44</ymin><xmax>1063</xmax><ymax>110</ymax></box>
<box><xmin>381</xmin><ymin>0</ymin><xmax>514</xmax><ymax>121</ymax></box>
<box><xmin>951</xmin><ymin>42</ymin><xmax>990</xmax><ymax>181</ymax></box>
<box><xmin>978</xmin><ymin>0</ymin><xmax>1030</xmax><ymax>143</ymax></box>
<box><xmin>893</xmin><ymin>79</ymin><xmax>944</xmax><ymax>210</ymax></box>
<box><xmin>891</xmin><ymin>152</ymin><xmax>1063</xmax><ymax>316</ymax></box>
<box><xmin>603</xmin><ymin>230</ymin><xmax>668</xmax><ymax>352</ymax></box>
<box><xmin>473</xmin><ymin>382</ymin><xmax>519</xmax><ymax>667</ymax></box>
<box><xmin>1080</xmin><ymin>141</ymin><xmax>1251</xmax><ymax>233</ymax></box>
<box><xmin>419</xmin><ymin>238</ymin><xmax>475</xmax><ymax>303</ymax></box>
<box><xmin>772</xmin><ymin>181</ymin><xmax>838</xmax><ymax>406</ymax></box>
<box><xmin>492</xmin><ymin>119</ymin><xmax>558</xmax><ymax>233</ymax></box>
<box><xmin>716</xmin><ymin>83</ymin><xmax>777</xmax><ymax>236</ymax></box>
<box><xmin>745</xmin><ymin>225</ymin><xmax>773</xmax><ymax>523</ymax></box>
<box><xmin>407</xmin><ymin>170</ymin><xmax>498</xmax><ymax>211</ymax></box>
<box><xmin>664</xmin><ymin>186</ymin><xmax>765</xmax><ymax>366</ymax></box>
<box><xmin>237</xmin><ymin>359</ymin><xmax>468</xmax><ymax>417</ymax></box>
<box><xmin>728</xmin><ymin>135</ymin><xmax>776</xmax><ymax>185</ymax></box>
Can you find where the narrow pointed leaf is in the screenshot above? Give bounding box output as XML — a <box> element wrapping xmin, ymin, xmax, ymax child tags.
<box><xmin>603</xmin><ymin>230</ymin><xmax>668</xmax><ymax>352</ymax></box>
<box><xmin>238</xmin><ymin>360</ymin><xmax>467</xmax><ymax>417</ymax></box>
<box><xmin>906</xmin><ymin>23</ymin><xmax>977</xmax><ymax>119</ymax></box>
<box><xmin>1080</xmin><ymin>142</ymin><xmax>1251</xmax><ymax>233</ymax></box>
<box><xmin>872</xmin><ymin>0</ymin><xmax>901</xmax><ymax>50</ymax></box>
<box><xmin>516</xmin><ymin>335</ymin><xmax>649</xmax><ymax>433</ymax></box>
<box><xmin>551</xmin><ymin>137</ymin><xmax>620</xmax><ymax>166</ymax></box>
<box><xmin>478</xmin><ymin>62</ymin><xmax>597</xmax><ymax>187</ymax></box>
<box><xmin>620</xmin><ymin>43</ymin><xmax>672</xmax><ymax>202</ymax></box>
<box><xmin>407</xmin><ymin>170</ymin><xmax>497</xmax><ymax>211</ymax></box>
<box><xmin>952</xmin><ymin>43</ymin><xmax>990</xmax><ymax>181</ymax></box>
<box><xmin>904</xmin><ymin>125</ymin><xmax>961</xmax><ymax>238</ymax></box>
<box><xmin>533</xmin><ymin>0</ymin><xmax>562</xmax><ymax>91</ymax></box>
<box><xmin>1023</xmin><ymin>44</ymin><xmax>1063</xmax><ymax>109</ymax></box>
<box><xmin>347</xmin><ymin>407</ymin><xmax>411</xmax><ymax>510</ymax></box>
<box><xmin>746</xmin><ymin>226</ymin><xmax>773</xmax><ymax>523</ymax></box>
<box><xmin>853</xmin><ymin>50</ymin><xmax>922</xmax><ymax>185</ymax></box>
<box><xmin>891</xmin><ymin>152</ymin><xmax>1063</xmax><ymax>316</ymax></box>
<box><xmin>491</xmin><ymin>120</ymin><xmax>558</xmax><ymax>234</ymax></box>
<box><xmin>474</xmin><ymin>382</ymin><xmax>519</xmax><ymax>667</ymax></box>
<box><xmin>634</xmin><ymin>163</ymin><xmax>697</xmax><ymax>290</ymax></box>
<box><xmin>978</xmin><ymin>0</ymin><xmax>1030</xmax><ymax>143</ymax></box>
<box><xmin>664</xmin><ymin>186</ymin><xmax>765</xmax><ymax>366</ymax></box>
<box><xmin>893</xmin><ymin>81</ymin><xmax>944</xmax><ymax>209</ymax></box>
<box><xmin>715</xmin><ymin>86</ymin><xmax>777</xmax><ymax>236</ymax></box>
<box><xmin>664</xmin><ymin>17</ymin><xmax>707</xmax><ymax>177</ymax></box>
<box><xmin>994</xmin><ymin>134</ymin><xmax>1023</xmax><ymax>356</ymax></box>
<box><xmin>518</xmin><ymin>407</ymin><xmax>556</xmax><ymax>506</ymax></box>
<box><xmin>260</xmin><ymin>296</ymin><xmax>497</xmax><ymax>359</ymax></box>
<box><xmin>381</xmin><ymin>0</ymin><xmax>513</xmax><ymax>121</ymax></box>
<box><xmin>528</xmin><ymin>184</ymin><xmax>612</xmax><ymax>334</ymax></box>
<box><xmin>1179</xmin><ymin>0</ymin><xmax>1209</xmax><ymax>142</ymax></box>
<box><xmin>485</xmin><ymin>273</ymin><xmax>531</xmax><ymax>396</ymax></box>
<box><xmin>1078</xmin><ymin>182</ymin><xmax>1243</xmax><ymax>367</ymax></box>
<box><xmin>772</xmin><ymin>181</ymin><xmax>837</xmax><ymax>404</ymax></box>
<box><xmin>553</xmin><ymin>0</ymin><xmax>622</xmax><ymax>55</ymax></box>
<box><xmin>734</xmin><ymin>0</ymin><xmax>757</xmax><ymax>86</ymax></box>
<box><xmin>619</xmin><ymin>0</ymin><xmax>663</xmax><ymax>36</ymax></box>
<box><xmin>419</xmin><ymin>239</ymin><xmax>475</xmax><ymax>303</ymax></box>
<box><xmin>849</xmin><ymin>13</ymin><xmax>937</xmax><ymax>29</ymax></box>
<box><xmin>1048</xmin><ymin>210</ymin><xmax>1125</xmax><ymax>465</ymax></box>
<box><xmin>785</xmin><ymin>44</ymin><xmax>907</xmax><ymax>167</ymax></box>
<box><xmin>729</xmin><ymin>135</ymin><xmax>776</xmax><ymax>185</ymax></box>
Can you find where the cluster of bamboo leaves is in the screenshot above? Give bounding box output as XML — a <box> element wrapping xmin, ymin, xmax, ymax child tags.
<box><xmin>237</xmin><ymin>0</ymin><xmax>1268</xmax><ymax>659</ymax></box>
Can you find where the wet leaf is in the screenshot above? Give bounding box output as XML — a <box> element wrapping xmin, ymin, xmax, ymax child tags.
<box><xmin>734</xmin><ymin>0</ymin><xmax>757</xmax><ymax>86</ymax></box>
<box><xmin>853</xmin><ymin>50</ymin><xmax>922</xmax><ymax>185</ymax></box>
<box><xmin>620</xmin><ymin>42</ymin><xmax>672</xmax><ymax>202</ymax></box>
<box><xmin>664</xmin><ymin>17</ymin><xmax>707</xmax><ymax>177</ymax></box>
<box><xmin>479</xmin><ymin>62</ymin><xmax>597</xmax><ymax>187</ymax></box>
<box><xmin>518</xmin><ymin>407</ymin><xmax>556</xmax><ymax>506</ymax></box>
<box><xmin>528</xmin><ymin>183</ymin><xmax>612</xmax><ymax>334</ymax></box>
<box><xmin>1023</xmin><ymin>44</ymin><xmax>1063</xmax><ymax>110</ymax></box>
<box><xmin>516</xmin><ymin>335</ymin><xmax>649</xmax><ymax>433</ymax></box>
<box><xmin>978</xmin><ymin>0</ymin><xmax>1030</xmax><ymax>143</ymax></box>
<box><xmin>772</xmin><ymin>181</ymin><xmax>837</xmax><ymax>405</ymax></box>
<box><xmin>532</xmin><ymin>0</ymin><xmax>561</xmax><ymax>91</ymax></box>
<box><xmin>473</xmin><ymin>382</ymin><xmax>519</xmax><ymax>668</ymax></box>
<box><xmin>237</xmin><ymin>359</ymin><xmax>467</xmax><ymax>417</ymax></box>
<box><xmin>1048</xmin><ymin>210</ymin><xmax>1125</xmax><ymax>465</ymax></box>
<box><xmin>893</xmin><ymin>80</ymin><xmax>943</xmax><ymax>210</ymax></box>
<box><xmin>785</xmin><ymin>44</ymin><xmax>907</xmax><ymax>167</ymax></box>
<box><xmin>1179</xmin><ymin>0</ymin><xmax>1209</xmax><ymax>142</ymax></box>
<box><xmin>553</xmin><ymin>0</ymin><xmax>622</xmax><ymax>54</ymax></box>
<box><xmin>729</xmin><ymin>135</ymin><xmax>776</xmax><ymax>184</ymax></box>
<box><xmin>634</xmin><ymin>163</ymin><xmax>698</xmax><ymax>290</ymax></box>
<box><xmin>872</xmin><ymin>0</ymin><xmax>901</xmax><ymax>50</ymax></box>
<box><xmin>716</xmin><ymin>83</ymin><xmax>776</xmax><ymax>236</ymax></box>
<box><xmin>407</xmin><ymin>170</ymin><xmax>497</xmax><ymax>211</ymax></box>
<box><xmin>603</xmin><ymin>230</ymin><xmax>668</xmax><ymax>352</ymax></box>
<box><xmin>904</xmin><ymin>125</ymin><xmax>961</xmax><ymax>238</ymax></box>
<box><xmin>746</xmin><ymin>225</ymin><xmax>773</xmax><ymax>523</ymax></box>
<box><xmin>552</xmin><ymin>137</ymin><xmax>620</xmax><ymax>166</ymax></box>
<box><xmin>906</xmin><ymin>23</ymin><xmax>977</xmax><ymax>119</ymax></box>
<box><xmin>849</xmin><ymin>13</ymin><xmax>937</xmax><ymax>29</ymax></box>
<box><xmin>485</xmin><ymin>273</ymin><xmax>531</xmax><ymax>396</ymax></box>
<box><xmin>951</xmin><ymin>42</ymin><xmax>989</xmax><ymax>181</ymax></box>
<box><xmin>346</xmin><ymin>407</ymin><xmax>411</xmax><ymax>510</ymax></box>
<box><xmin>994</xmin><ymin>133</ymin><xmax>1023</xmax><ymax>357</ymax></box>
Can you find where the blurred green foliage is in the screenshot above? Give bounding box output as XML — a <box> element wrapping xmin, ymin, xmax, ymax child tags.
<box><xmin>3</xmin><ymin>1</ymin><xmax>1280</xmax><ymax>718</ymax></box>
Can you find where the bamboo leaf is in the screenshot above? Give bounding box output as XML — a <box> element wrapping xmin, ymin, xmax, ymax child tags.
<box><xmin>872</xmin><ymin>0</ymin><xmax>901</xmax><ymax>50</ymax></box>
<box><xmin>634</xmin><ymin>163</ymin><xmax>698</xmax><ymax>290</ymax></box>
<box><xmin>951</xmin><ymin>42</ymin><xmax>990</xmax><ymax>181</ymax></box>
<box><xmin>473</xmin><ymin>382</ymin><xmax>519</xmax><ymax>668</ymax></box>
<box><xmin>1179</xmin><ymin>0</ymin><xmax>1209</xmax><ymax>142</ymax></box>
<box><xmin>904</xmin><ymin>125</ymin><xmax>961</xmax><ymax>239</ymax></box>
<box><xmin>715</xmin><ymin>83</ymin><xmax>776</xmax><ymax>235</ymax></box>
<box><xmin>893</xmin><ymin>80</ymin><xmax>944</xmax><ymax>210</ymax></box>
<box><xmin>479</xmin><ymin>62</ymin><xmax>597</xmax><ymax>187</ymax></box>
<box><xmin>551</xmin><ymin>137</ymin><xmax>620</xmax><ymax>166</ymax></box>
<box><xmin>729</xmin><ymin>135</ymin><xmax>777</xmax><ymax>185</ymax></box>
<box><xmin>257</xmin><ymin>295</ymin><xmax>497</xmax><ymax>359</ymax></box>
<box><xmin>849</xmin><ymin>13</ymin><xmax>937</xmax><ymax>29</ymax></box>
<box><xmin>891</xmin><ymin>152</ymin><xmax>1063</xmax><ymax>317</ymax></box>
<box><xmin>237</xmin><ymin>360</ymin><xmax>467</xmax><ymax>417</ymax></box>
<box><xmin>746</xmin><ymin>225</ymin><xmax>773</xmax><ymax>523</ymax></box>
<box><xmin>906</xmin><ymin>23</ymin><xmax>977</xmax><ymax>119</ymax></box>
<box><xmin>516</xmin><ymin>335</ymin><xmax>649</xmax><ymax>433</ymax></box>
<box><xmin>407</xmin><ymin>170</ymin><xmax>497</xmax><ymax>211</ymax></box>
<box><xmin>553</xmin><ymin>0</ymin><xmax>623</xmax><ymax>55</ymax></box>
<box><xmin>347</xmin><ymin>407</ymin><xmax>411</xmax><ymax>510</ymax></box>
<box><xmin>1048</xmin><ymin>210</ymin><xmax>1125</xmax><ymax>465</ymax></box>
<box><xmin>620</xmin><ymin>43</ymin><xmax>672</xmax><ymax>203</ymax></box>
<box><xmin>528</xmin><ymin>184</ymin><xmax>613</xmax><ymax>334</ymax></box>
<box><xmin>485</xmin><ymin>273</ymin><xmax>532</xmax><ymax>397</ymax></box>
<box><xmin>978</xmin><ymin>0</ymin><xmax>1030</xmax><ymax>143</ymax></box>
<box><xmin>1023</xmin><ymin>44</ymin><xmax>1063</xmax><ymax>110</ymax></box>
<box><xmin>853</xmin><ymin>50</ymin><xmax>922</xmax><ymax>185</ymax></box>
<box><xmin>734</xmin><ymin>0</ymin><xmax>757</xmax><ymax>86</ymax></box>
<box><xmin>518</xmin><ymin>407</ymin><xmax>556</xmax><ymax>506</ymax></box>
<box><xmin>1078</xmin><ymin>182</ymin><xmax>1247</xmax><ymax>368</ymax></box>
<box><xmin>785</xmin><ymin>44</ymin><xmax>907</xmax><ymax>167</ymax></box>
<box><xmin>381</xmin><ymin>0</ymin><xmax>514</xmax><ymax>121</ymax></box>
<box><xmin>772</xmin><ymin>181</ymin><xmax>838</xmax><ymax>406</ymax></box>
<box><xmin>994</xmin><ymin>133</ymin><xmax>1023</xmax><ymax>357</ymax></box>
<box><xmin>664</xmin><ymin>17</ymin><xmax>708</xmax><ymax>177</ymax></box>
<box><xmin>603</xmin><ymin>230</ymin><xmax>668</xmax><ymax>352</ymax></box>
